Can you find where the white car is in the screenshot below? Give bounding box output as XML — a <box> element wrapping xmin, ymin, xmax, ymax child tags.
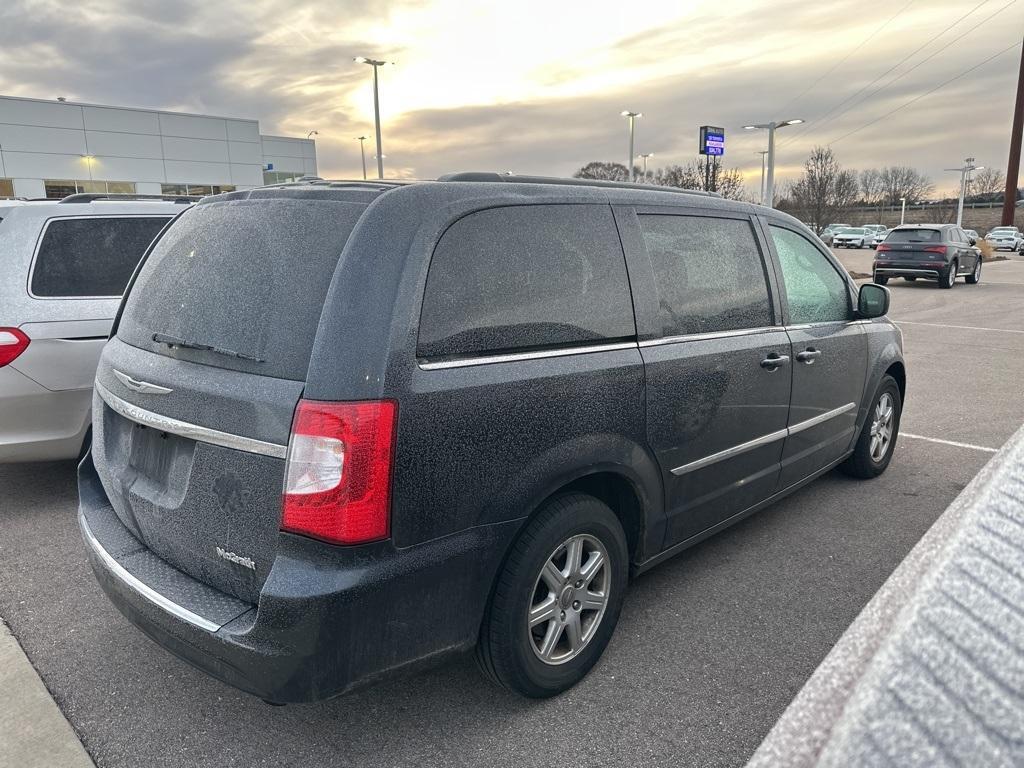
<box><xmin>984</xmin><ymin>226</ymin><xmax>1024</xmax><ymax>252</ymax></box>
<box><xmin>871</xmin><ymin>228</ymin><xmax>890</xmax><ymax>247</ymax></box>
<box><xmin>832</xmin><ymin>227</ymin><xmax>869</xmax><ymax>248</ymax></box>
<box><xmin>0</xmin><ymin>193</ymin><xmax>194</xmax><ymax>461</ymax></box>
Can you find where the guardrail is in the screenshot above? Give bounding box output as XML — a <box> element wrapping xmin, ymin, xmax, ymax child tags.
<box><xmin>747</xmin><ymin>423</ymin><xmax>1024</xmax><ymax>767</ymax></box>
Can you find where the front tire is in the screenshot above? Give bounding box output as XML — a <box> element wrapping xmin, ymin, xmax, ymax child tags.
<box><xmin>477</xmin><ymin>494</ymin><xmax>629</xmax><ymax>698</ymax></box>
<box><xmin>840</xmin><ymin>375</ymin><xmax>901</xmax><ymax>479</ymax></box>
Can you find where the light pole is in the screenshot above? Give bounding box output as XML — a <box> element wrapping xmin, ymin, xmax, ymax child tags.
<box><xmin>743</xmin><ymin>119</ymin><xmax>803</xmax><ymax>208</ymax></box>
<box><xmin>640</xmin><ymin>153</ymin><xmax>654</xmax><ymax>182</ymax></box>
<box><xmin>945</xmin><ymin>157</ymin><xmax>983</xmax><ymax>227</ymax></box>
<box><xmin>900</xmin><ymin>197</ymin><xmax>907</xmax><ymax>225</ymax></box>
<box><xmin>621</xmin><ymin>111</ymin><xmax>642</xmax><ymax>182</ymax></box>
<box><xmin>355</xmin><ymin>136</ymin><xmax>368</xmax><ymax>180</ymax></box>
<box><xmin>354</xmin><ymin>57</ymin><xmax>389</xmax><ymax>179</ymax></box>
<box><xmin>756</xmin><ymin>150</ymin><xmax>769</xmax><ymax>205</ymax></box>
<box><xmin>307</xmin><ymin>130</ymin><xmax>319</xmax><ymax>139</ymax></box>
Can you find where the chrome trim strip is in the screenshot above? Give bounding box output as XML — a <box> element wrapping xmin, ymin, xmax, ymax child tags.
<box><xmin>638</xmin><ymin>326</ymin><xmax>779</xmax><ymax>348</ymax></box>
<box><xmin>670</xmin><ymin>401</ymin><xmax>857</xmax><ymax>476</ymax></box>
<box><xmin>80</xmin><ymin>514</ymin><xmax>223</xmax><ymax>633</ymax></box>
<box><xmin>418</xmin><ymin>341</ymin><xmax>638</xmax><ymax>370</ymax></box>
<box><xmin>671</xmin><ymin>427</ymin><xmax>789</xmax><ymax>475</ymax></box>
<box><xmin>787</xmin><ymin>402</ymin><xmax>857</xmax><ymax>435</ymax></box>
<box><xmin>873</xmin><ymin>268</ymin><xmax>939</xmax><ymax>275</ymax></box>
<box><xmin>95</xmin><ymin>381</ymin><xmax>287</xmax><ymax>459</ymax></box>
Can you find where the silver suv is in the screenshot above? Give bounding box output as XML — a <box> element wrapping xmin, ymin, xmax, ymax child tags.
<box><xmin>0</xmin><ymin>194</ymin><xmax>193</xmax><ymax>462</ymax></box>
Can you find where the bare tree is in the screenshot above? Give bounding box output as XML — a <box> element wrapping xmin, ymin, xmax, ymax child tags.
<box><xmin>574</xmin><ymin>161</ymin><xmax>630</xmax><ymax>181</ymax></box>
<box><xmin>968</xmin><ymin>167</ymin><xmax>1006</xmax><ymax>200</ymax></box>
<box><xmin>786</xmin><ymin>146</ymin><xmax>859</xmax><ymax>233</ymax></box>
<box><xmin>878</xmin><ymin>166</ymin><xmax>934</xmax><ymax>205</ymax></box>
<box><xmin>650</xmin><ymin>158</ymin><xmax>748</xmax><ymax>200</ymax></box>
<box><xmin>859</xmin><ymin>168</ymin><xmax>884</xmax><ymax>204</ymax></box>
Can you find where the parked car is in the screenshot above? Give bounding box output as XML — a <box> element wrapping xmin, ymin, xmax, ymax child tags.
<box><xmin>871</xmin><ymin>228</ymin><xmax>890</xmax><ymax>247</ymax></box>
<box><xmin>79</xmin><ymin>175</ymin><xmax>904</xmax><ymax>703</ymax></box>
<box><xmin>873</xmin><ymin>224</ymin><xmax>982</xmax><ymax>288</ymax></box>
<box><xmin>862</xmin><ymin>224</ymin><xmax>887</xmax><ymax>236</ymax></box>
<box><xmin>963</xmin><ymin>229</ymin><xmax>980</xmax><ymax>244</ymax></box>
<box><xmin>833</xmin><ymin>227</ymin><xmax>869</xmax><ymax>248</ymax></box>
<box><xmin>0</xmin><ymin>193</ymin><xmax>194</xmax><ymax>462</ymax></box>
<box><xmin>818</xmin><ymin>230</ymin><xmax>835</xmax><ymax>247</ymax></box>
<box><xmin>822</xmin><ymin>223</ymin><xmax>851</xmax><ymax>238</ymax></box>
<box><xmin>984</xmin><ymin>226</ymin><xmax>1024</xmax><ymax>252</ymax></box>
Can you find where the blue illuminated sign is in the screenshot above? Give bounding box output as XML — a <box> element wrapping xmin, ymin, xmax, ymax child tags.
<box><xmin>699</xmin><ymin>126</ymin><xmax>725</xmax><ymax>157</ymax></box>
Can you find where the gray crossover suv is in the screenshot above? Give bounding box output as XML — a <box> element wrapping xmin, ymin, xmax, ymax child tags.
<box><xmin>79</xmin><ymin>175</ymin><xmax>904</xmax><ymax>702</ymax></box>
<box><xmin>0</xmin><ymin>194</ymin><xmax>193</xmax><ymax>462</ymax></box>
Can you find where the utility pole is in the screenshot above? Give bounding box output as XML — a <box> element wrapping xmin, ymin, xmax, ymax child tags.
<box><xmin>1002</xmin><ymin>39</ymin><xmax>1024</xmax><ymax>226</ymax></box>
<box><xmin>947</xmin><ymin>158</ymin><xmax>983</xmax><ymax>227</ymax></box>
<box><xmin>354</xmin><ymin>57</ymin><xmax>388</xmax><ymax>179</ymax></box>
<box><xmin>621</xmin><ymin>111</ymin><xmax>641</xmax><ymax>182</ymax></box>
<box><xmin>757</xmin><ymin>150</ymin><xmax>768</xmax><ymax>205</ymax></box>
<box><xmin>355</xmin><ymin>136</ymin><xmax>368</xmax><ymax>180</ymax></box>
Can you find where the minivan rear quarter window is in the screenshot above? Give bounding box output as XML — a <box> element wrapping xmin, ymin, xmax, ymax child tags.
<box><xmin>637</xmin><ymin>214</ymin><xmax>772</xmax><ymax>337</ymax></box>
<box><xmin>417</xmin><ymin>204</ymin><xmax>635</xmax><ymax>359</ymax></box>
<box><xmin>31</xmin><ymin>216</ymin><xmax>170</xmax><ymax>298</ymax></box>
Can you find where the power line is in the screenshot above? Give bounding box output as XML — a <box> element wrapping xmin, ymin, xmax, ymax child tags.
<box><xmin>781</xmin><ymin>0</ymin><xmax>1011</xmax><ymax>148</ymax></box>
<box><xmin>827</xmin><ymin>39</ymin><xmax>1023</xmax><ymax>147</ymax></box>
<box><xmin>776</xmin><ymin>0</ymin><xmax>915</xmax><ymax>116</ymax></box>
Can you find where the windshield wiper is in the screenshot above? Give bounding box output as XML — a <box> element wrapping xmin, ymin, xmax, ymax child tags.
<box><xmin>152</xmin><ymin>333</ymin><xmax>264</xmax><ymax>362</ymax></box>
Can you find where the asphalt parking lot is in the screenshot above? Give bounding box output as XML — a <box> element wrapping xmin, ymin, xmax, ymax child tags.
<box><xmin>3</xmin><ymin>256</ymin><xmax>1024</xmax><ymax>768</ymax></box>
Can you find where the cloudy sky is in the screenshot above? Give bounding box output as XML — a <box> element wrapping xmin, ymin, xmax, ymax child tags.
<box><xmin>1</xmin><ymin>0</ymin><xmax>1021</xmax><ymax>196</ymax></box>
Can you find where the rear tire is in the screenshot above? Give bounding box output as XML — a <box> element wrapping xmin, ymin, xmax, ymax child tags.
<box><xmin>874</xmin><ymin>274</ymin><xmax>889</xmax><ymax>285</ymax></box>
<box><xmin>966</xmin><ymin>258</ymin><xmax>981</xmax><ymax>285</ymax></box>
<box><xmin>939</xmin><ymin>261</ymin><xmax>957</xmax><ymax>289</ymax></box>
<box><xmin>476</xmin><ymin>493</ymin><xmax>628</xmax><ymax>698</ymax></box>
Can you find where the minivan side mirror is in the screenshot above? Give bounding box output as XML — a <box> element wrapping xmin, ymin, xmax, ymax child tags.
<box><xmin>858</xmin><ymin>283</ymin><xmax>890</xmax><ymax>319</ymax></box>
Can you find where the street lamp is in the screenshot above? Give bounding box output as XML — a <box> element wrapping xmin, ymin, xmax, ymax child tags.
<box><xmin>80</xmin><ymin>154</ymin><xmax>96</xmax><ymax>181</ymax></box>
<box><xmin>355</xmin><ymin>136</ymin><xmax>369</xmax><ymax>180</ymax></box>
<box><xmin>900</xmin><ymin>197</ymin><xmax>907</xmax><ymax>226</ymax></box>
<box><xmin>945</xmin><ymin>157</ymin><xmax>984</xmax><ymax>227</ymax></box>
<box><xmin>354</xmin><ymin>57</ymin><xmax>391</xmax><ymax>179</ymax></box>
<box><xmin>756</xmin><ymin>150</ymin><xmax>769</xmax><ymax>205</ymax></box>
<box><xmin>640</xmin><ymin>153</ymin><xmax>654</xmax><ymax>182</ymax></box>
<box><xmin>307</xmin><ymin>130</ymin><xmax>319</xmax><ymax>139</ymax></box>
<box><xmin>743</xmin><ymin>119</ymin><xmax>803</xmax><ymax>208</ymax></box>
<box><xmin>621</xmin><ymin>111</ymin><xmax>642</xmax><ymax>182</ymax></box>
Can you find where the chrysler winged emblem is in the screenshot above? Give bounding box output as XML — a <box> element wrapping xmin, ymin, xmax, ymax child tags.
<box><xmin>112</xmin><ymin>369</ymin><xmax>173</xmax><ymax>395</ymax></box>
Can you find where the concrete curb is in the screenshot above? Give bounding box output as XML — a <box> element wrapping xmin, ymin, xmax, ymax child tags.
<box><xmin>0</xmin><ymin>619</ymin><xmax>94</xmax><ymax>768</ymax></box>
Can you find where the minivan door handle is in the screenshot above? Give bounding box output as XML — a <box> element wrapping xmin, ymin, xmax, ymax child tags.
<box><xmin>796</xmin><ymin>348</ymin><xmax>822</xmax><ymax>364</ymax></box>
<box><xmin>760</xmin><ymin>352</ymin><xmax>790</xmax><ymax>371</ymax></box>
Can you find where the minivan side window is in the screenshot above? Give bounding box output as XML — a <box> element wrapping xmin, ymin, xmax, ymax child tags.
<box><xmin>637</xmin><ymin>214</ymin><xmax>773</xmax><ymax>337</ymax></box>
<box><xmin>31</xmin><ymin>216</ymin><xmax>170</xmax><ymax>298</ymax></box>
<box><xmin>417</xmin><ymin>204</ymin><xmax>635</xmax><ymax>359</ymax></box>
<box><xmin>770</xmin><ymin>226</ymin><xmax>851</xmax><ymax>324</ymax></box>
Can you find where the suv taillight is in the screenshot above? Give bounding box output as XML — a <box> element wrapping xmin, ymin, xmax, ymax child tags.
<box><xmin>876</xmin><ymin>244</ymin><xmax>891</xmax><ymax>252</ymax></box>
<box><xmin>281</xmin><ymin>399</ymin><xmax>397</xmax><ymax>545</ymax></box>
<box><xmin>923</xmin><ymin>246</ymin><xmax>948</xmax><ymax>255</ymax></box>
<box><xmin>0</xmin><ymin>328</ymin><xmax>30</xmax><ymax>367</ymax></box>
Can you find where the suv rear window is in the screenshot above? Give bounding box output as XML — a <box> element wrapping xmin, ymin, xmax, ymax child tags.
<box><xmin>31</xmin><ymin>216</ymin><xmax>170</xmax><ymax>298</ymax></box>
<box><xmin>417</xmin><ymin>204</ymin><xmax>635</xmax><ymax>359</ymax></box>
<box><xmin>886</xmin><ymin>229</ymin><xmax>942</xmax><ymax>243</ymax></box>
<box><xmin>118</xmin><ymin>199</ymin><xmax>365</xmax><ymax>381</ymax></box>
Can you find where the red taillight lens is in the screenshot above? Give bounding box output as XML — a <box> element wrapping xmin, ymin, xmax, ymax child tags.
<box><xmin>281</xmin><ymin>399</ymin><xmax>397</xmax><ymax>545</ymax></box>
<box><xmin>876</xmin><ymin>244</ymin><xmax>891</xmax><ymax>252</ymax></box>
<box><xmin>0</xmin><ymin>328</ymin><xmax>30</xmax><ymax>367</ymax></box>
<box><xmin>923</xmin><ymin>246</ymin><xmax>947</xmax><ymax>255</ymax></box>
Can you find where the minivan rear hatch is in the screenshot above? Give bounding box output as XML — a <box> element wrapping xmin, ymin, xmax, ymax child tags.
<box><xmin>92</xmin><ymin>193</ymin><xmax>368</xmax><ymax>603</ymax></box>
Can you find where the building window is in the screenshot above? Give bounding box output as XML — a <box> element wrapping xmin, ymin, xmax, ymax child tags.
<box><xmin>160</xmin><ymin>184</ymin><xmax>235</xmax><ymax>197</ymax></box>
<box><xmin>0</xmin><ymin>179</ymin><xmax>14</xmax><ymax>198</ymax></box>
<box><xmin>263</xmin><ymin>171</ymin><xmax>304</xmax><ymax>185</ymax></box>
<box><xmin>43</xmin><ymin>180</ymin><xmax>137</xmax><ymax>199</ymax></box>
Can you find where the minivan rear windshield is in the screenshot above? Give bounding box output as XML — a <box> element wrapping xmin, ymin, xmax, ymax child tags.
<box><xmin>117</xmin><ymin>198</ymin><xmax>365</xmax><ymax>381</ymax></box>
<box><xmin>886</xmin><ymin>229</ymin><xmax>941</xmax><ymax>243</ymax></box>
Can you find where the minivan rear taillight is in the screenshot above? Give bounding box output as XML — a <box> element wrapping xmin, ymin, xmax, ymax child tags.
<box><xmin>281</xmin><ymin>399</ymin><xmax>398</xmax><ymax>545</ymax></box>
<box><xmin>0</xmin><ymin>328</ymin><xmax>30</xmax><ymax>367</ymax></box>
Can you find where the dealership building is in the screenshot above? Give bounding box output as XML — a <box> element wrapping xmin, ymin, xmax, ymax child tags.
<box><xmin>0</xmin><ymin>94</ymin><xmax>317</xmax><ymax>199</ymax></box>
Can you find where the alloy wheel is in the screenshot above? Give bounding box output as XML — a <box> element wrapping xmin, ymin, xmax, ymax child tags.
<box><xmin>528</xmin><ymin>534</ymin><xmax>610</xmax><ymax>665</ymax></box>
<box><xmin>869</xmin><ymin>392</ymin><xmax>894</xmax><ymax>463</ymax></box>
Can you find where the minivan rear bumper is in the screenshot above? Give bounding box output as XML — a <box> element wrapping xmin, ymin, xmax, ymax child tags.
<box><xmin>78</xmin><ymin>452</ymin><xmax>520</xmax><ymax>702</ymax></box>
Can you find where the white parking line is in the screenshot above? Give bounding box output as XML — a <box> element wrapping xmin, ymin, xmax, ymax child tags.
<box><xmin>894</xmin><ymin>321</ymin><xmax>1024</xmax><ymax>335</ymax></box>
<box><xmin>901</xmin><ymin>432</ymin><xmax>998</xmax><ymax>453</ymax></box>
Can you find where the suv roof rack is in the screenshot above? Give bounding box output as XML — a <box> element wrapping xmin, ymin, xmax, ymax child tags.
<box><xmin>436</xmin><ymin>172</ymin><xmax>723</xmax><ymax>197</ymax></box>
<box><xmin>58</xmin><ymin>193</ymin><xmax>200</xmax><ymax>204</ymax></box>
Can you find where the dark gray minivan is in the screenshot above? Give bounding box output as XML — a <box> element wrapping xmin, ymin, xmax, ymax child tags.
<box><xmin>79</xmin><ymin>175</ymin><xmax>905</xmax><ymax>702</ymax></box>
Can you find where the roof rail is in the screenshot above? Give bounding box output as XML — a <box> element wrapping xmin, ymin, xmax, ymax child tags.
<box><xmin>437</xmin><ymin>172</ymin><xmax>722</xmax><ymax>197</ymax></box>
<box><xmin>58</xmin><ymin>193</ymin><xmax>200</xmax><ymax>204</ymax></box>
